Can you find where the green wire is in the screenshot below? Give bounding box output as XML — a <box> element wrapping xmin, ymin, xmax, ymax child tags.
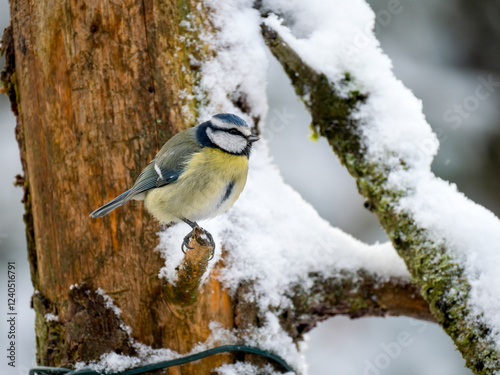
<box><xmin>29</xmin><ymin>369</ymin><xmax>70</xmax><ymax>375</ymax></box>
<box><xmin>29</xmin><ymin>345</ymin><xmax>295</xmax><ymax>375</ymax></box>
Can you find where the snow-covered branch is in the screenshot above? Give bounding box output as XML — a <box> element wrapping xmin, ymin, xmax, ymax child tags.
<box><xmin>261</xmin><ymin>17</ymin><xmax>500</xmax><ymax>374</ymax></box>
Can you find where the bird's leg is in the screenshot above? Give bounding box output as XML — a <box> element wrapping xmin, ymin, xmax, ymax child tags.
<box><xmin>182</xmin><ymin>218</ymin><xmax>198</xmax><ymax>228</ymax></box>
<box><xmin>181</xmin><ymin>218</ymin><xmax>216</xmax><ymax>255</ymax></box>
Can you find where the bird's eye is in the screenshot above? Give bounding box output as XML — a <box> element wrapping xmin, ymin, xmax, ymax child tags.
<box><xmin>228</xmin><ymin>129</ymin><xmax>240</xmax><ymax>136</ymax></box>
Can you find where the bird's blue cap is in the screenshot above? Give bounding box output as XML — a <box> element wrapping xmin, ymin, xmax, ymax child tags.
<box><xmin>212</xmin><ymin>113</ymin><xmax>248</xmax><ymax>127</ymax></box>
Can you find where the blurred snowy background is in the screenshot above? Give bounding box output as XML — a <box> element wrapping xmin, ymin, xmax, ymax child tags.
<box><xmin>1</xmin><ymin>0</ymin><xmax>499</xmax><ymax>374</ymax></box>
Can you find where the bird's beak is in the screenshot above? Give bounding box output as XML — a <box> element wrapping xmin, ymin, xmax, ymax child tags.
<box><xmin>248</xmin><ymin>135</ymin><xmax>260</xmax><ymax>143</ymax></box>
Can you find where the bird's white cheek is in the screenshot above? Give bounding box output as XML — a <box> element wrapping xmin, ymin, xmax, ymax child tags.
<box><xmin>207</xmin><ymin>129</ymin><xmax>247</xmax><ymax>154</ymax></box>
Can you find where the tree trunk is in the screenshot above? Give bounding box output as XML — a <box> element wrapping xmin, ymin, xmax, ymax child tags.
<box><xmin>5</xmin><ymin>0</ymin><xmax>235</xmax><ymax>372</ymax></box>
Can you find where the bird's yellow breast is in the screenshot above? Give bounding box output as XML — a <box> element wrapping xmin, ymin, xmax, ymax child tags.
<box><xmin>144</xmin><ymin>147</ymin><xmax>249</xmax><ymax>224</ymax></box>
<box><xmin>181</xmin><ymin>147</ymin><xmax>249</xmax><ymax>180</ymax></box>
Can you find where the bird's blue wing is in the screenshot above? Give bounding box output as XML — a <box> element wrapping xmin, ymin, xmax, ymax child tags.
<box><xmin>90</xmin><ymin>163</ymin><xmax>183</xmax><ymax>217</ymax></box>
<box><xmin>123</xmin><ymin>129</ymin><xmax>202</xmax><ymax>202</ymax></box>
<box><xmin>90</xmin><ymin>128</ymin><xmax>202</xmax><ymax>218</ymax></box>
<box><xmin>122</xmin><ymin>162</ymin><xmax>181</xmax><ymax>202</ymax></box>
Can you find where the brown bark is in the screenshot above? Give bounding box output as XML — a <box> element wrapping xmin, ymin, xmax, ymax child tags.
<box><xmin>3</xmin><ymin>0</ymin><xmax>432</xmax><ymax>373</ymax></box>
<box><xmin>7</xmin><ymin>0</ymin><xmax>233</xmax><ymax>372</ymax></box>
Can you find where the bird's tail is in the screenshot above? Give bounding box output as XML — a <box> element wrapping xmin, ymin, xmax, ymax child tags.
<box><xmin>89</xmin><ymin>189</ymin><xmax>132</xmax><ymax>218</ymax></box>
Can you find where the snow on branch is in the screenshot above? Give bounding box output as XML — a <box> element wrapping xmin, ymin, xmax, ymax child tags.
<box><xmin>156</xmin><ymin>82</ymin><xmax>431</xmax><ymax>372</ymax></box>
<box><xmin>261</xmin><ymin>6</ymin><xmax>500</xmax><ymax>374</ymax></box>
<box><xmin>152</xmin><ymin>0</ymin><xmax>439</xmax><ymax>372</ymax></box>
<box><xmin>157</xmin><ymin>145</ymin><xmax>430</xmax><ymax>315</ymax></box>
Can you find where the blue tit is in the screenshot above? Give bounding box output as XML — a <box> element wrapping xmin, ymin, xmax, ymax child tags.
<box><xmin>90</xmin><ymin>113</ymin><xmax>259</xmax><ymax>250</ymax></box>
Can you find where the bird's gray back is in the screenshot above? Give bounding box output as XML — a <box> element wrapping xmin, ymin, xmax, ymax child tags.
<box><xmin>125</xmin><ymin>128</ymin><xmax>202</xmax><ymax>202</ymax></box>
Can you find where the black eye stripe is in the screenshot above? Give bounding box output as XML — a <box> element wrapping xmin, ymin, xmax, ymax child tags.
<box><xmin>208</xmin><ymin>123</ymin><xmax>248</xmax><ymax>138</ymax></box>
<box><xmin>213</xmin><ymin>127</ymin><xmax>243</xmax><ymax>137</ymax></box>
<box><xmin>227</xmin><ymin>128</ymin><xmax>242</xmax><ymax>136</ymax></box>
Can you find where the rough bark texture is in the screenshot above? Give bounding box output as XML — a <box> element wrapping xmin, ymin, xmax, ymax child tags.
<box><xmin>281</xmin><ymin>271</ymin><xmax>434</xmax><ymax>342</ymax></box>
<box><xmin>6</xmin><ymin>0</ymin><xmax>234</xmax><ymax>372</ymax></box>
<box><xmin>262</xmin><ymin>23</ymin><xmax>499</xmax><ymax>375</ymax></box>
<box><xmin>3</xmin><ymin>0</ymin><xmax>433</xmax><ymax>373</ymax></box>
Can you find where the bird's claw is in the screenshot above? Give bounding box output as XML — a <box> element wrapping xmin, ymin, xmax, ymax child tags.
<box><xmin>181</xmin><ymin>230</ymin><xmax>195</xmax><ymax>253</ymax></box>
<box><xmin>204</xmin><ymin>231</ymin><xmax>216</xmax><ymax>260</ymax></box>
<box><xmin>180</xmin><ymin>226</ymin><xmax>216</xmax><ymax>259</ymax></box>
